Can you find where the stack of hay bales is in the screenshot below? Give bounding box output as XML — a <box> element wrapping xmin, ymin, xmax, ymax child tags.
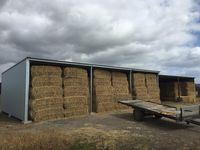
<box><xmin>146</xmin><ymin>74</ymin><xmax>161</xmax><ymax>103</ymax></box>
<box><xmin>180</xmin><ymin>82</ymin><xmax>196</xmax><ymax>103</ymax></box>
<box><xmin>112</xmin><ymin>72</ymin><xmax>132</xmax><ymax>109</ymax></box>
<box><xmin>93</xmin><ymin>69</ymin><xmax>113</xmax><ymax>112</ymax></box>
<box><xmin>63</xmin><ymin>67</ymin><xmax>89</xmax><ymax>117</ymax></box>
<box><xmin>132</xmin><ymin>73</ymin><xmax>149</xmax><ymax>101</ymax></box>
<box><xmin>29</xmin><ymin>66</ymin><xmax>64</xmax><ymax>122</ymax></box>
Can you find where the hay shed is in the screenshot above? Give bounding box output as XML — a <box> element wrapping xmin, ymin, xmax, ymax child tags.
<box><xmin>0</xmin><ymin>57</ymin><xmax>159</xmax><ymax>123</ymax></box>
<box><xmin>159</xmin><ymin>75</ymin><xmax>196</xmax><ymax>103</ymax></box>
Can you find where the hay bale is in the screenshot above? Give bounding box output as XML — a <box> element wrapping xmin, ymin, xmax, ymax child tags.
<box><xmin>63</xmin><ymin>108</ymin><xmax>88</xmax><ymax>118</ymax></box>
<box><xmin>31</xmin><ymin>76</ymin><xmax>62</xmax><ymax>87</ymax></box>
<box><xmin>93</xmin><ymin>86</ymin><xmax>112</xmax><ymax>95</ymax></box>
<box><xmin>64</xmin><ymin>86</ymin><xmax>89</xmax><ymax>97</ymax></box>
<box><xmin>29</xmin><ymin>107</ymin><xmax>64</xmax><ymax>122</ymax></box>
<box><xmin>63</xmin><ymin>96</ymin><xmax>88</xmax><ymax>109</ymax></box>
<box><xmin>94</xmin><ymin>69</ymin><xmax>111</xmax><ymax>79</ymax></box>
<box><xmin>132</xmin><ymin>73</ymin><xmax>146</xmax><ymax>86</ymax></box>
<box><xmin>29</xmin><ymin>98</ymin><xmax>63</xmax><ymax>111</ymax></box>
<box><xmin>30</xmin><ymin>86</ymin><xmax>63</xmax><ymax>99</ymax></box>
<box><xmin>31</xmin><ymin>66</ymin><xmax>62</xmax><ymax>77</ymax></box>
<box><xmin>63</xmin><ymin>67</ymin><xmax>88</xmax><ymax>78</ymax></box>
<box><xmin>93</xmin><ymin>78</ymin><xmax>111</xmax><ymax>86</ymax></box>
<box><xmin>95</xmin><ymin>95</ymin><xmax>113</xmax><ymax>103</ymax></box>
<box><xmin>63</xmin><ymin>77</ymin><xmax>88</xmax><ymax>87</ymax></box>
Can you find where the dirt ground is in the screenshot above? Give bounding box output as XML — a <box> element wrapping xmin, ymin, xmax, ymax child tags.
<box><xmin>0</xmin><ymin>109</ymin><xmax>200</xmax><ymax>150</ymax></box>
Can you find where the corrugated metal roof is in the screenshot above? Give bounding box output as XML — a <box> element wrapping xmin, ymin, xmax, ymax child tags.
<box><xmin>2</xmin><ymin>57</ymin><xmax>160</xmax><ymax>74</ymax></box>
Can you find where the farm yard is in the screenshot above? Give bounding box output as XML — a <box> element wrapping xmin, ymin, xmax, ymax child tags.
<box><xmin>0</xmin><ymin>110</ymin><xmax>200</xmax><ymax>150</ymax></box>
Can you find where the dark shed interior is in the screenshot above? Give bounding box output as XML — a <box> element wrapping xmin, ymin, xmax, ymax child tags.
<box><xmin>159</xmin><ymin>75</ymin><xmax>196</xmax><ymax>103</ymax></box>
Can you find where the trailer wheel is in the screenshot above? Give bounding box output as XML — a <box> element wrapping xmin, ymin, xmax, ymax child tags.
<box><xmin>133</xmin><ymin>109</ymin><xmax>144</xmax><ymax>121</ymax></box>
<box><xmin>154</xmin><ymin>115</ymin><xmax>162</xmax><ymax>119</ymax></box>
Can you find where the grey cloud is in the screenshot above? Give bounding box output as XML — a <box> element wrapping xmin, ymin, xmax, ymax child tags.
<box><xmin>0</xmin><ymin>0</ymin><xmax>200</xmax><ymax>82</ymax></box>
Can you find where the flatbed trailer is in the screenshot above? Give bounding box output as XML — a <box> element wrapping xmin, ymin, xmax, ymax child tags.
<box><xmin>118</xmin><ymin>100</ymin><xmax>200</xmax><ymax>125</ymax></box>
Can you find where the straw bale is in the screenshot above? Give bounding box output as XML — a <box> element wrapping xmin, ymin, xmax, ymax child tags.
<box><xmin>112</xmin><ymin>86</ymin><xmax>129</xmax><ymax>94</ymax></box>
<box><xmin>112</xmin><ymin>81</ymin><xmax>129</xmax><ymax>87</ymax></box>
<box><xmin>64</xmin><ymin>86</ymin><xmax>89</xmax><ymax>97</ymax></box>
<box><xmin>95</xmin><ymin>95</ymin><xmax>113</xmax><ymax>103</ymax></box>
<box><xmin>63</xmin><ymin>67</ymin><xmax>88</xmax><ymax>78</ymax></box>
<box><xmin>31</xmin><ymin>66</ymin><xmax>62</xmax><ymax>77</ymax></box>
<box><xmin>29</xmin><ymin>108</ymin><xmax>64</xmax><ymax>122</ymax></box>
<box><xmin>93</xmin><ymin>86</ymin><xmax>112</xmax><ymax>95</ymax></box>
<box><xmin>63</xmin><ymin>96</ymin><xmax>88</xmax><ymax>109</ymax></box>
<box><xmin>63</xmin><ymin>77</ymin><xmax>88</xmax><ymax>87</ymax></box>
<box><xmin>94</xmin><ymin>69</ymin><xmax>111</xmax><ymax>79</ymax></box>
<box><xmin>132</xmin><ymin>73</ymin><xmax>146</xmax><ymax>86</ymax></box>
<box><xmin>112</xmin><ymin>72</ymin><xmax>128</xmax><ymax>83</ymax></box>
<box><xmin>29</xmin><ymin>97</ymin><xmax>63</xmax><ymax>110</ymax></box>
<box><xmin>30</xmin><ymin>86</ymin><xmax>63</xmax><ymax>99</ymax></box>
<box><xmin>31</xmin><ymin>76</ymin><xmax>62</xmax><ymax>87</ymax></box>
<box><xmin>93</xmin><ymin>78</ymin><xmax>111</xmax><ymax>86</ymax></box>
<box><xmin>63</xmin><ymin>108</ymin><xmax>88</xmax><ymax>118</ymax></box>
<box><xmin>96</xmin><ymin>102</ymin><xmax>115</xmax><ymax>112</ymax></box>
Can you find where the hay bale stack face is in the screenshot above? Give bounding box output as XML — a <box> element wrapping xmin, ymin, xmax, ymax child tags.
<box><xmin>112</xmin><ymin>72</ymin><xmax>132</xmax><ymax>110</ymax></box>
<box><xmin>145</xmin><ymin>74</ymin><xmax>161</xmax><ymax>103</ymax></box>
<box><xmin>63</xmin><ymin>67</ymin><xmax>89</xmax><ymax>118</ymax></box>
<box><xmin>29</xmin><ymin>65</ymin><xmax>64</xmax><ymax>122</ymax></box>
<box><xmin>160</xmin><ymin>82</ymin><xmax>179</xmax><ymax>101</ymax></box>
<box><xmin>132</xmin><ymin>73</ymin><xmax>161</xmax><ymax>103</ymax></box>
<box><xmin>93</xmin><ymin>69</ymin><xmax>114</xmax><ymax>112</ymax></box>
<box><xmin>132</xmin><ymin>73</ymin><xmax>149</xmax><ymax>100</ymax></box>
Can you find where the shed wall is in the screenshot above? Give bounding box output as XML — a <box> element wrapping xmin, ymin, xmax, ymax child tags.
<box><xmin>1</xmin><ymin>60</ymin><xmax>29</xmax><ymax>121</ymax></box>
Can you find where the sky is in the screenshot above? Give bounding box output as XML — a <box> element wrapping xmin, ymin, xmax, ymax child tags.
<box><xmin>0</xmin><ymin>0</ymin><xmax>200</xmax><ymax>82</ymax></box>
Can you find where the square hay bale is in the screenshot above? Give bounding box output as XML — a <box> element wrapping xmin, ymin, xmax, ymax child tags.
<box><xmin>63</xmin><ymin>108</ymin><xmax>88</xmax><ymax>118</ymax></box>
<box><xmin>63</xmin><ymin>96</ymin><xmax>88</xmax><ymax>109</ymax></box>
<box><xmin>93</xmin><ymin>78</ymin><xmax>111</xmax><ymax>86</ymax></box>
<box><xmin>31</xmin><ymin>76</ymin><xmax>62</xmax><ymax>87</ymax></box>
<box><xmin>63</xmin><ymin>77</ymin><xmax>88</xmax><ymax>87</ymax></box>
<box><xmin>93</xmin><ymin>86</ymin><xmax>112</xmax><ymax>95</ymax></box>
<box><xmin>94</xmin><ymin>95</ymin><xmax>113</xmax><ymax>103</ymax></box>
<box><xmin>30</xmin><ymin>86</ymin><xmax>63</xmax><ymax>99</ymax></box>
<box><xmin>31</xmin><ymin>66</ymin><xmax>62</xmax><ymax>77</ymax></box>
<box><xmin>63</xmin><ymin>67</ymin><xmax>88</xmax><ymax>78</ymax></box>
<box><xmin>96</xmin><ymin>102</ymin><xmax>115</xmax><ymax>112</ymax></box>
<box><xmin>64</xmin><ymin>86</ymin><xmax>89</xmax><ymax>97</ymax></box>
<box><xmin>132</xmin><ymin>73</ymin><xmax>146</xmax><ymax>86</ymax></box>
<box><xmin>29</xmin><ymin>97</ymin><xmax>63</xmax><ymax>111</ymax></box>
<box><xmin>94</xmin><ymin>69</ymin><xmax>111</xmax><ymax>79</ymax></box>
<box><xmin>29</xmin><ymin>107</ymin><xmax>64</xmax><ymax>122</ymax></box>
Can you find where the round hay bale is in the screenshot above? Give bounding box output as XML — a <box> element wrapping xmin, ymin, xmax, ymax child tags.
<box><xmin>63</xmin><ymin>77</ymin><xmax>88</xmax><ymax>87</ymax></box>
<box><xmin>30</xmin><ymin>86</ymin><xmax>63</xmax><ymax>99</ymax></box>
<box><xmin>31</xmin><ymin>76</ymin><xmax>62</xmax><ymax>87</ymax></box>
<box><xmin>63</xmin><ymin>67</ymin><xmax>88</xmax><ymax>78</ymax></box>
<box><xmin>31</xmin><ymin>66</ymin><xmax>62</xmax><ymax>77</ymax></box>
<box><xmin>64</xmin><ymin>86</ymin><xmax>89</xmax><ymax>97</ymax></box>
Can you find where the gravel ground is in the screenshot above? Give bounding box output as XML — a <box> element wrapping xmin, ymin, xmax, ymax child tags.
<box><xmin>0</xmin><ymin>109</ymin><xmax>200</xmax><ymax>149</ymax></box>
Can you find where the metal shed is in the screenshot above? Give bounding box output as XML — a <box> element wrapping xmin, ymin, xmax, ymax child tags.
<box><xmin>159</xmin><ymin>75</ymin><xmax>196</xmax><ymax>102</ymax></box>
<box><xmin>0</xmin><ymin>57</ymin><xmax>159</xmax><ymax>123</ymax></box>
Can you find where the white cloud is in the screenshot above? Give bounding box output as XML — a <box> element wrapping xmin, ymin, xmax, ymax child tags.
<box><xmin>0</xmin><ymin>0</ymin><xmax>200</xmax><ymax>82</ymax></box>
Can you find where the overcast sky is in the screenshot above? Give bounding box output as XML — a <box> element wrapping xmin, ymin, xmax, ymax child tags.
<box><xmin>0</xmin><ymin>0</ymin><xmax>200</xmax><ymax>82</ymax></box>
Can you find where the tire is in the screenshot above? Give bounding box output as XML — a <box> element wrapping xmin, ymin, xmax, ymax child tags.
<box><xmin>133</xmin><ymin>109</ymin><xmax>144</xmax><ymax>121</ymax></box>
